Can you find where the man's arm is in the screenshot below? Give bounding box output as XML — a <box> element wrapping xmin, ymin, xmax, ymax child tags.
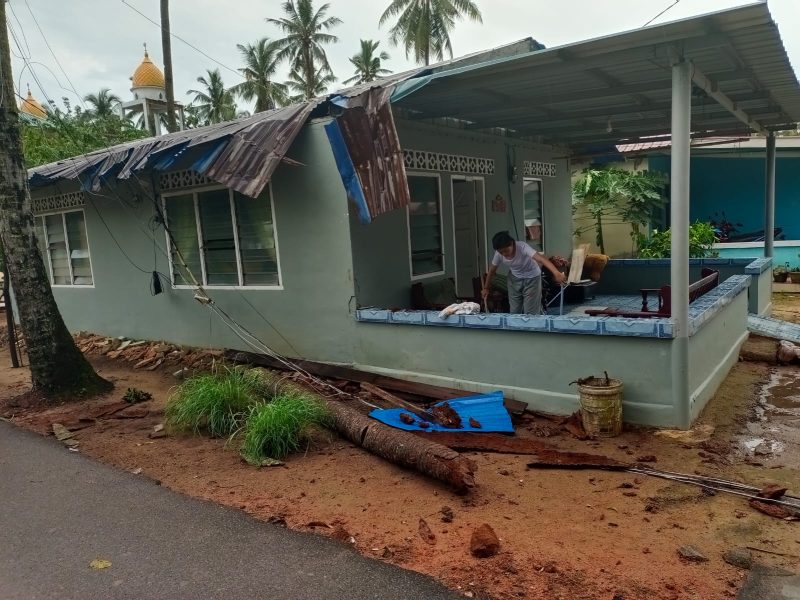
<box><xmin>533</xmin><ymin>253</ymin><xmax>567</xmax><ymax>285</ymax></box>
<box><xmin>481</xmin><ymin>264</ymin><xmax>498</xmax><ymax>299</ymax></box>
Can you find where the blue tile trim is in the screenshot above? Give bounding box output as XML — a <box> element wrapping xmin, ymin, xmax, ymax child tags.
<box><xmin>607</xmin><ymin>258</ymin><xmax>753</xmax><ymax>268</ymax></box>
<box><xmin>504</xmin><ymin>314</ymin><xmax>551</xmax><ymax>332</ymax></box>
<box><xmin>602</xmin><ymin>318</ymin><xmax>660</xmax><ymax>337</ymax></box>
<box><xmin>688</xmin><ymin>274</ymin><xmax>750</xmax><ymax>334</ymax></box>
<box><xmin>356</xmin><ymin>309</ymin><xmax>391</xmax><ymax>322</ymax></box>
<box><xmin>744</xmin><ymin>257</ymin><xmax>773</xmax><ymax>275</ymax></box>
<box><xmin>389</xmin><ymin>310</ymin><xmax>425</xmax><ymax>325</ymax></box>
<box><xmin>463</xmin><ymin>314</ymin><xmax>505</xmax><ymax>329</ymax></box>
<box><xmin>424</xmin><ymin>311</ymin><xmax>464</xmax><ymax>326</ymax></box>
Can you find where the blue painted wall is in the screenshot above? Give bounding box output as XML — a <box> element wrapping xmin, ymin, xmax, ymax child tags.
<box><xmin>649</xmin><ymin>155</ymin><xmax>800</xmax><ymax>240</ymax></box>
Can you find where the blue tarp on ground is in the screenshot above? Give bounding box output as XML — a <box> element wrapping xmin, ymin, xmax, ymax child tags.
<box><xmin>369</xmin><ymin>391</ymin><xmax>514</xmax><ymax>433</ymax></box>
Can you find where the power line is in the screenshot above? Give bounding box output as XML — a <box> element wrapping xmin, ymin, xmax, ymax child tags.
<box><xmin>643</xmin><ymin>0</ymin><xmax>681</xmax><ymax>28</ymax></box>
<box><xmin>119</xmin><ymin>0</ymin><xmax>245</xmax><ymax>83</ymax></box>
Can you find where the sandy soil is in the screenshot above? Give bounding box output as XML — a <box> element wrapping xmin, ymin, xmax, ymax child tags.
<box><xmin>3</xmin><ymin>318</ymin><xmax>800</xmax><ymax>599</ymax></box>
<box><xmin>773</xmin><ymin>293</ymin><xmax>800</xmax><ymax>324</ymax></box>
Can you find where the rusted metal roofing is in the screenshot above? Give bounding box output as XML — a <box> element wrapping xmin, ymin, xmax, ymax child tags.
<box><xmin>28</xmin><ymin>102</ymin><xmax>320</xmax><ymax>197</ymax></box>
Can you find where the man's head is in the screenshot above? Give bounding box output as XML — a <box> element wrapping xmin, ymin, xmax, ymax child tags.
<box><xmin>492</xmin><ymin>231</ymin><xmax>516</xmax><ymax>258</ymax></box>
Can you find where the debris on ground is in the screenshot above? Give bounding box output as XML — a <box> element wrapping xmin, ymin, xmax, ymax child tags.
<box><xmin>653</xmin><ymin>424</ymin><xmax>715</xmax><ymax>445</ymax></box>
<box><xmin>777</xmin><ymin>340</ymin><xmax>800</xmax><ymax>364</ymax></box>
<box><xmin>122</xmin><ymin>387</ymin><xmax>152</xmax><ymax>404</ymax></box>
<box><xmin>749</xmin><ymin>499</ymin><xmax>799</xmax><ymax>521</ymax></box>
<box><xmin>431</xmin><ymin>402</ymin><xmax>462</xmax><ymax>429</ymax></box>
<box><xmin>331</xmin><ymin>524</ymin><xmax>355</xmax><ymax>544</ymax></box>
<box><xmin>678</xmin><ymin>545</ymin><xmax>709</xmax><ymax>563</ymax></box>
<box><xmin>758</xmin><ymin>484</ymin><xmax>789</xmax><ymax>500</ymax></box>
<box><xmin>418</xmin><ymin>518</ymin><xmax>436</xmax><ymax>545</ymax></box>
<box><xmin>470</xmin><ymin>523</ymin><xmax>500</xmax><ymax>558</ymax></box>
<box><xmin>561</xmin><ymin>411</ymin><xmax>590</xmax><ymax>440</ymax></box>
<box><xmin>399</xmin><ymin>412</ymin><xmax>415</xmax><ymax>425</ymax></box>
<box><xmin>468</xmin><ymin>417</ymin><xmax>482</xmax><ymax>429</ymax></box>
<box><xmin>240</xmin><ymin>452</ymin><xmax>284</xmax><ymax>468</ymax></box>
<box><xmin>723</xmin><ymin>547</ymin><xmax>754</xmax><ymax>570</ymax></box>
<box><xmin>636</xmin><ymin>455</ymin><xmax>657</xmax><ymax>463</ymax></box>
<box><xmin>51</xmin><ymin>423</ymin><xmax>79</xmax><ymax>448</ymax></box>
<box><xmin>440</xmin><ymin>506</ymin><xmax>454</xmax><ymax>523</ymax></box>
<box><xmin>89</xmin><ymin>558</ymin><xmax>112</xmax><ymax>570</ymax></box>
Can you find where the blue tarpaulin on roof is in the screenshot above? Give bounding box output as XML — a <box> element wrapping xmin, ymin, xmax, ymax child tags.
<box><xmin>369</xmin><ymin>391</ymin><xmax>514</xmax><ymax>433</ymax></box>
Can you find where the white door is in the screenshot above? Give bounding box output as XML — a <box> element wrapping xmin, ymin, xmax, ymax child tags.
<box><xmin>452</xmin><ymin>177</ymin><xmax>486</xmax><ymax>298</ymax></box>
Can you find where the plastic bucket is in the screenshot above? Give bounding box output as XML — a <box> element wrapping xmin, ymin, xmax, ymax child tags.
<box><xmin>577</xmin><ymin>377</ymin><xmax>623</xmax><ymax>438</ymax></box>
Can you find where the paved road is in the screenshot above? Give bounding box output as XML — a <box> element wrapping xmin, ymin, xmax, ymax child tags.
<box><xmin>0</xmin><ymin>421</ymin><xmax>459</xmax><ymax>600</ymax></box>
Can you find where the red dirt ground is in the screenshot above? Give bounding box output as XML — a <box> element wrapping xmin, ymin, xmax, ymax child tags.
<box><xmin>3</xmin><ymin>317</ymin><xmax>800</xmax><ymax>599</ymax></box>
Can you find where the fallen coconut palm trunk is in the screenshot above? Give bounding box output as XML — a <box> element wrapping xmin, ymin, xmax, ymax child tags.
<box><xmin>324</xmin><ymin>399</ymin><xmax>477</xmax><ymax>494</ymax></box>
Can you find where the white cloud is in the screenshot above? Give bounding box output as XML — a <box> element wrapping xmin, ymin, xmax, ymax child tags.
<box><xmin>8</xmin><ymin>0</ymin><xmax>799</xmax><ymax>114</ymax></box>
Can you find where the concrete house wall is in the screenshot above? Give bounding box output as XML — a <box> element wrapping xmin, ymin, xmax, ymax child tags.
<box><xmin>39</xmin><ymin>120</ymin><xmax>361</xmax><ymax>364</ymax></box>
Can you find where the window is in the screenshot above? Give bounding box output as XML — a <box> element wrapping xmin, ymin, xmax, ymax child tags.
<box><xmin>35</xmin><ymin>210</ymin><xmax>94</xmax><ymax>286</ymax></box>
<box><xmin>164</xmin><ymin>186</ymin><xmax>280</xmax><ymax>288</ymax></box>
<box><xmin>523</xmin><ymin>178</ymin><xmax>544</xmax><ymax>252</ymax></box>
<box><xmin>407</xmin><ymin>174</ymin><xmax>444</xmax><ymax>278</ymax></box>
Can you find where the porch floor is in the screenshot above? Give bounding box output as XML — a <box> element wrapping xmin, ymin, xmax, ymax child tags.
<box><xmin>546</xmin><ymin>294</ymin><xmax>657</xmax><ymax>316</ymax></box>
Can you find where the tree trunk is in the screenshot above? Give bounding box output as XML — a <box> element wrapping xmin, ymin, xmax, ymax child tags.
<box><xmin>324</xmin><ymin>399</ymin><xmax>477</xmax><ymax>494</ymax></box>
<box><xmin>2</xmin><ymin>247</ymin><xmax>20</xmax><ymax>368</ymax></box>
<box><xmin>596</xmin><ymin>212</ymin><xmax>606</xmax><ymax>255</ymax></box>
<box><xmin>160</xmin><ymin>0</ymin><xmax>178</xmax><ymax>133</ymax></box>
<box><xmin>0</xmin><ymin>3</ymin><xmax>111</xmax><ymax>397</ymax></box>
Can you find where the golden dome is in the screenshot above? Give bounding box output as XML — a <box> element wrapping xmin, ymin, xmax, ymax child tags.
<box><xmin>19</xmin><ymin>86</ymin><xmax>47</xmax><ymax>119</ymax></box>
<box><xmin>131</xmin><ymin>48</ymin><xmax>165</xmax><ymax>89</ymax></box>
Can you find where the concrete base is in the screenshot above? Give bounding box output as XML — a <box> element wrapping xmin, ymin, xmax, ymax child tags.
<box><xmin>774</xmin><ymin>282</ymin><xmax>800</xmax><ymax>293</ymax></box>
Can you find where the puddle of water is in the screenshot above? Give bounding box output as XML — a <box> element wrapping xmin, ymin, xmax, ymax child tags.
<box><xmin>735</xmin><ymin>368</ymin><xmax>800</xmax><ymax>467</ymax></box>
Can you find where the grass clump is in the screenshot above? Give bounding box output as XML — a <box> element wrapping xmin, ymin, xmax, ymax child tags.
<box><xmin>240</xmin><ymin>391</ymin><xmax>330</xmax><ymax>461</ymax></box>
<box><xmin>165</xmin><ymin>366</ymin><xmax>271</xmax><ymax>437</ymax></box>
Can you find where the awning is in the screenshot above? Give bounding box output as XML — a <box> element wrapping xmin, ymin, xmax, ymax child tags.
<box><xmin>392</xmin><ymin>2</ymin><xmax>800</xmax><ymax>149</ymax></box>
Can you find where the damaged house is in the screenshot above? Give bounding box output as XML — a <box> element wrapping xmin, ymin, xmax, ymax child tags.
<box><xmin>25</xmin><ymin>3</ymin><xmax>800</xmax><ymax>428</ymax></box>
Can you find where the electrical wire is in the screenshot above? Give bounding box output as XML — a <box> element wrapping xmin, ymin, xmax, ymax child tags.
<box><xmin>643</xmin><ymin>0</ymin><xmax>681</xmax><ymax>28</ymax></box>
<box><xmin>10</xmin><ymin>15</ymin><xmax>376</xmax><ymax>410</ymax></box>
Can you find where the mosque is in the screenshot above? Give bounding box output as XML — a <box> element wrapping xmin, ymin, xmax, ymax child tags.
<box><xmin>18</xmin><ymin>44</ymin><xmax>184</xmax><ymax>135</ymax></box>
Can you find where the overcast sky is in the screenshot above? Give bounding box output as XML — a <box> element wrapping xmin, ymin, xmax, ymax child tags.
<box><xmin>6</xmin><ymin>0</ymin><xmax>799</xmax><ymax>114</ymax></box>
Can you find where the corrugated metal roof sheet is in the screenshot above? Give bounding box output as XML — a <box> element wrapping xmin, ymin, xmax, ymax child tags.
<box><xmin>28</xmin><ymin>102</ymin><xmax>320</xmax><ymax>198</ymax></box>
<box><xmin>393</xmin><ymin>2</ymin><xmax>800</xmax><ymax>150</ymax></box>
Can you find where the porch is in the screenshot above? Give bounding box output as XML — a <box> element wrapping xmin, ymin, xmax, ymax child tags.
<box><xmin>345</xmin><ymin>3</ymin><xmax>800</xmax><ymax>428</ymax></box>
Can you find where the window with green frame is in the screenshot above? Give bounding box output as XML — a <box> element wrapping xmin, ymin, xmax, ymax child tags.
<box><xmin>164</xmin><ymin>187</ymin><xmax>280</xmax><ymax>287</ymax></box>
<box><xmin>407</xmin><ymin>174</ymin><xmax>443</xmax><ymax>277</ymax></box>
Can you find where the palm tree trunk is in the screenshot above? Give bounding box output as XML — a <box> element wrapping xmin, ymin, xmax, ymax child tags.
<box><xmin>0</xmin><ymin>3</ymin><xmax>110</xmax><ymax>397</ymax></box>
<box><xmin>161</xmin><ymin>0</ymin><xmax>178</xmax><ymax>133</ymax></box>
<box><xmin>303</xmin><ymin>46</ymin><xmax>314</xmax><ymax>99</ymax></box>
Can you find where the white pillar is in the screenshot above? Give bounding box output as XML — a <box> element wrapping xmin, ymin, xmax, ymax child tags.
<box><xmin>154</xmin><ymin>110</ymin><xmax>162</xmax><ymax>136</ymax></box>
<box><xmin>764</xmin><ymin>132</ymin><xmax>776</xmax><ymax>258</ymax></box>
<box><xmin>178</xmin><ymin>106</ymin><xmax>185</xmax><ymax>131</ymax></box>
<box><xmin>670</xmin><ymin>60</ymin><xmax>691</xmax><ymax>428</ymax></box>
<box><xmin>142</xmin><ymin>100</ymin><xmax>150</xmax><ymax>135</ymax></box>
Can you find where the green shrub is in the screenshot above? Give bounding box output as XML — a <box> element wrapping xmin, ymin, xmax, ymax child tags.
<box><xmin>637</xmin><ymin>221</ymin><xmax>718</xmax><ymax>259</ymax></box>
<box><xmin>240</xmin><ymin>392</ymin><xmax>330</xmax><ymax>461</ymax></box>
<box><xmin>165</xmin><ymin>366</ymin><xmax>273</xmax><ymax>437</ymax></box>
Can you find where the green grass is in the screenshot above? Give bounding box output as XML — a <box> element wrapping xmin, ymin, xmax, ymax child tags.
<box><xmin>239</xmin><ymin>391</ymin><xmax>330</xmax><ymax>461</ymax></box>
<box><xmin>165</xmin><ymin>366</ymin><xmax>274</xmax><ymax>437</ymax></box>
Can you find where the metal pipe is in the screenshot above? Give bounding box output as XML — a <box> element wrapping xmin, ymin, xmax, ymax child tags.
<box><xmin>670</xmin><ymin>59</ymin><xmax>692</xmax><ymax>428</ymax></box>
<box><xmin>764</xmin><ymin>131</ymin><xmax>776</xmax><ymax>258</ymax></box>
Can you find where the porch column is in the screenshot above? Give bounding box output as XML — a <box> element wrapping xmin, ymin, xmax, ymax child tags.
<box><xmin>142</xmin><ymin>100</ymin><xmax>150</xmax><ymax>135</ymax></box>
<box><xmin>671</xmin><ymin>59</ymin><xmax>691</xmax><ymax>428</ymax></box>
<box><xmin>764</xmin><ymin>131</ymin><xmax>776</xmax><ymax>258</ymax></box>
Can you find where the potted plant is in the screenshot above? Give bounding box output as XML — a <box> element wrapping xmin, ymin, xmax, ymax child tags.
<box><xmin>774</xmin><ymin>264</ymin><xmax>789</xmax><ymax>283</ymax></box>
<box><xmin>790</xmin><ymin>265</ymin><xmax>800</xmax><ymax>284</ymax></box>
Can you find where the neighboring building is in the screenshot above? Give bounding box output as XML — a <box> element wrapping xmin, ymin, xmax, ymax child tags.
<box><xmin>18</xmin><ymin>85</ymin><xmax>47</xmax><ymax>121</ymax></box>
<box><xmin>119</xmin><ymin>45</ymin><xmax>185</xmax><ymax>135</ymax></box>
<box><xmin>24</xmin><ymin>4</ymin><xmax>800</xmax><ymax>428</ymax></box>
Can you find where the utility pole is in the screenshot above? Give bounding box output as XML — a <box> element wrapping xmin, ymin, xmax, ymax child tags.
<box><xmin>161</xmin><ymin>0</ymin><xmax>178</xmax><ymax>133</ymax></box>
<box><xmin>0</xmin><ymin>0</ymin><xmax>110</xmax><ymax>394</ymax></box>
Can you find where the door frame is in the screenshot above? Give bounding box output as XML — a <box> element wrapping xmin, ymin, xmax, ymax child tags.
<box><xmin>450</xmin><ymin>175</ymin><xmax>487</xmax><ymax>297</ymax></box>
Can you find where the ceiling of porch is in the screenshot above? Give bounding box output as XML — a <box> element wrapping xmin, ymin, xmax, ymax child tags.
<box><xmin>391</xmin><ymin>2</ymin><xmax>800</xmax><ymax>150</ymax></box>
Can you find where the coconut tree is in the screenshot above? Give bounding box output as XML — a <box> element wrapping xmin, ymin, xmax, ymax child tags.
<box><xmin>230</xmin><ymin>38</ymin><xmax>288</xmax><ymax>112</ymax></box>
<box><xmin>379</xmin><ymin>0</ymin><xmax>482</xmax><ymax>66</ymax></box>
<box><xmin>343</xmin><ymin>39</ymin><xmax>392</xmax><ymax>85</ymax></box>
<box><xmin>83</xmin><ymin>88</ymin><xmax>121</xmax><ymax>118</ymax></box>
<box><xmin>285</xmin><ymin>66</ymin><xmax>336</xmax><ymax>102</ymax></box>
<box><xmin>186</xmin><ymin>69</ymin><xmax>237</xmax><ymax>125</ymax></box>
<box><xmin>266</xmin><ymin>0</ymin><xmax>341</xmax><ymax>100</ymax></box>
